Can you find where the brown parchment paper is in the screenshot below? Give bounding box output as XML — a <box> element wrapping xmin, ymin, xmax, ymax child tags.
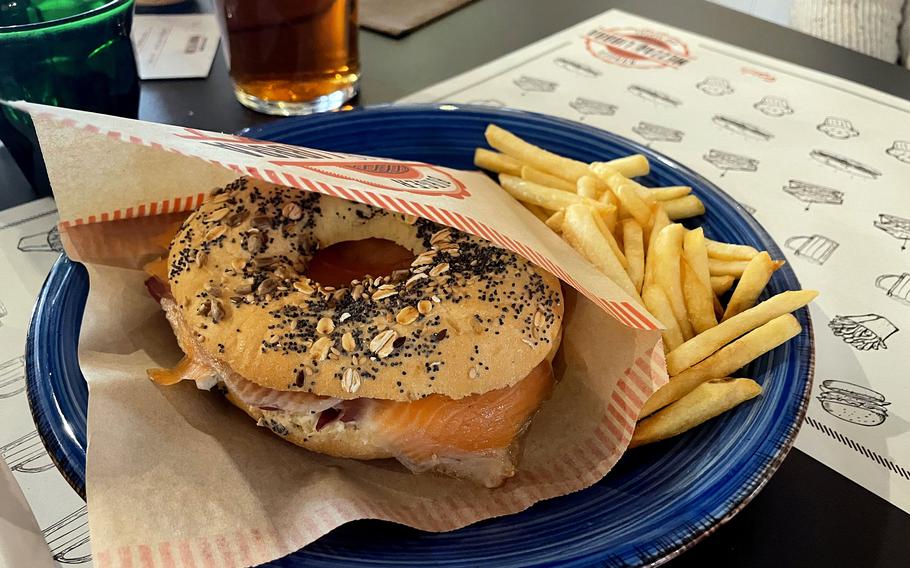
<box><xmin>15</xmin><ymin>102</ymin><xmax>668</xmax><ymax>568</ymax></box>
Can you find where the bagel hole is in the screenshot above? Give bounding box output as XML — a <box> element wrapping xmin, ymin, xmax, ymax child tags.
<box><xmin>305</xmin><ymin>238</ymin><xmax>416</xmax><ymax>288</ymax></box>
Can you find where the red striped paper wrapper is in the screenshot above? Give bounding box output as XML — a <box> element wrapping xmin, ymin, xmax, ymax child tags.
<box><xmin>17</xmin><ymin>102</ymin><xmax>667</xmax><ymax>568</ymax></box>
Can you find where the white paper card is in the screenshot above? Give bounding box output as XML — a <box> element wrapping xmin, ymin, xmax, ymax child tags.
<box><xmin>403</xmin><ymin>9</ymin><xmax>910</xmax><ymax>514</ymax></box>
<box><xmin>131</xmin><ymin>15</ymin><xmax>220</xmax><ymax>80</ymax></box>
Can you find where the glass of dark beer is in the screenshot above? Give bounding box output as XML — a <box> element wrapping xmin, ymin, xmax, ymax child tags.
<box><xmin>218</xmin><ymin>0</ymin><xmax>359</xmax><ymax>115</ymax></box>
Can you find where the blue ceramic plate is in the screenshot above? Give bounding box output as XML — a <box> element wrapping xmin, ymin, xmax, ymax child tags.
<box><xmin>27</xmin><ymin>105</ymin><xmax>814</xmax><ymax>567</ymax></box>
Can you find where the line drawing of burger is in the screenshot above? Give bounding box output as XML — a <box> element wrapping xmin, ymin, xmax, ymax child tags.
<box><xmin>568</xmin><ymin>97</ymin><xmax>617</xmax><ymax>119</ymax></box>
<box><xmin>874</xmin><ymin>213</ymin><xmax>910</xmax><ymax>250</ymax></box>
<box><xmin>885</xmin><ymin>140</ymin><xmax>910</xmax><ymax>164</ymax></box>
<box><xmin>785</xmin><ymin>234</ymin><xmax>839</xmax><ymax>265</ymax></box>
<box><xmin>817</xmin><ymin>380</ymin><xmax>889</xmax><ymax>426</ymax></box>
<box><xmin>553</xmin><ymin>57</ymin><xmax>601</xmax><ymax>77</ymax></box>
<box><xmin>810</xmin><ymin>149</ymin><xmax>882</xmax><ymax>179</ymax></box>
<box><xmin>627</xmin><ymin>84</ymin><xmax>682</xmax><ymax>107</ymax></box>
<box><xmin>712</xmin><ymin>114</ymin><xmax>774</xmax><ymax>141</ymax></box>
<box><xmin>783</xmin><ymin>179</ymin><xmax>844</xmax><ymax>211</ymax></box>
<box><xmin>696</xmin><ymin>76</ymin><xmax>734</xmax><ymax>96</ymax></box>
<box><xmin>631</xmin><ymin>121</ymin><xmax>685</xmax><ymax>145</ymax></box>
<box><xmin>703</xmin><ymin>149</ymin><xmax>759</xmax><ymax>177</ymax></box>
<box><xmin>753</xmin><ymin>95</ymin><xmax>794</xmax><ymax>117</ymax></box>
<box><xmin>817</xmin><ymin>117</ymin><xmax>859</xmax><ymax>139</ymax></box>
<box><xmin>829</xmin><ymin>313</ymin><xmax>898</xmax><ymax>351</ymax></box>
<box><xmin>512</xmin><ymin>75</ymin><xmax>558</xmax><ymax>94</ymax></box>
<box><xmin>875</xmin><ymin>272</ymin><xmax>910</xmax><ymax>306</ymax></box>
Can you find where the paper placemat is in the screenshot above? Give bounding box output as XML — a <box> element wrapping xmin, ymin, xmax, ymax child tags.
<box><xmin>403</xmin><ymin>8</ymin><xmax>910</xmax><ymax>513</ymax></box>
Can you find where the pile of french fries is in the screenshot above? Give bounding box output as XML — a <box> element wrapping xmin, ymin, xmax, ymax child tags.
<box><xmin>476</xmin><ymin>124</ymin><xmax>818</xmax><ymax>447</ymax></box>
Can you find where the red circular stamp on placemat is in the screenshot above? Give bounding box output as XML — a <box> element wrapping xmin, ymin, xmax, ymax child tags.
<box><xmin>584</xmin><ymin>27</ymin><xmax>692</xmax><ymax>69</ymax></box>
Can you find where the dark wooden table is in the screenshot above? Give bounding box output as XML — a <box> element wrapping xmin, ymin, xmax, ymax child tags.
<box><xmin>3</xmin><ymin>0</ymin><xmax>909</xmax><ymax>565</ymax></box>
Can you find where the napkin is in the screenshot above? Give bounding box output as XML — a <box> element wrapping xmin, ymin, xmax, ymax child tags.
<box><xmin>360</xmin><ymin>0</ymin><xmax>474</xmax><ymax>36</ymax></box>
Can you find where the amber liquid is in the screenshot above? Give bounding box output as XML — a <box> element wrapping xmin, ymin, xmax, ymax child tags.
<box><xmin>221</xmin><ymin>0</ymin><xmax>359</xmax><ymax>112</ymax></box>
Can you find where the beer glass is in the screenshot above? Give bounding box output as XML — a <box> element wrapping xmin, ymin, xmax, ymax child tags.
<box><xmin>218</xmin><ymin>0</ymin><xmax>360</xmax><ymax>115</ymax></box>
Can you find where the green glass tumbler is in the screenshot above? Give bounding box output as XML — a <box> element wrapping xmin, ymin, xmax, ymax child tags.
<box><xmin>0</xmin><ymin>0</ymin><xmax>139</xmax><ymax>195</ymax></box>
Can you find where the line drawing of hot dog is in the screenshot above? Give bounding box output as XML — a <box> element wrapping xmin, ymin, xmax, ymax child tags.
<box><xmin>712</xmin><ymin>114</ymin><xmax>774</xmax><ymax>141</ymax></box>
<box><xmin>810</xmin><ymin>149</ymin><xmax>882</xmax><ymax>179</ymax></box>
<box><xmin>553</xmin><ymin>57</ymin><xmax>601</xmax><ymax>77</ymax></box>
<box><xmin>627</xmin><ymin>84</ymin><xmax>682</xmax><ymax>107</ymax></box>
<box><xmin>0</xmin><ymin>430</ymin><xmax>54</xmax><ymax>474</ymax></box>
<box><xmin>42</xmin><ymin>506</ymin><xmax>92</xmax><ymax>564</ymax></box>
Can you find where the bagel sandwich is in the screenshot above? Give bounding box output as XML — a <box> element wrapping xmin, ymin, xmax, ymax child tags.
<box><xmin>144</xmin><ymin>178</ymin><xmax>564</xmax><ymax>487</ymax></box>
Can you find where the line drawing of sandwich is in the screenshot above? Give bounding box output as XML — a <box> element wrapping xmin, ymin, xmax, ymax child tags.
<box><xmin>829</xmin><ymin>313</ymin><xmax>898</xmax><ymax>351</ymax></box>
<box><xmin>466</xmin><ymin>99</ymin><xmax>506</xmax><ymax>107</ymax></box>
<box><xmin>569</xmin><ymin>97</ymin><xmax>617</xmax><ymax>119</ymax></box>
<box><xmin>817</xmin><ymin>380</ymin><xmax>889</xmax><ymax>426</ymax></box>
<box><xmin>512</xmin><ymin>75</ymin><xmax>558</xmax><ymax>94</ymax></box>
<box><xmin>553</xmin><ymin>57</ymin><xmax>601</xmax><ymax>77</ymax></box>
<box><xmin>0</xmin><ymin>355</ymin><xmax>25</xmax><ymax>399</ymax></box>
<box><xmin>783</xmin><ymin>179</ymin><xmax>844</xmax><ymax>210</ymax></box>
<box><xmin>753</xmin><ymin>95</ymin><xmax>794</xmax><ymax>117</ymax></box>
<box><xmin>703</xmin><ymin>149</ymin><xmax>759</xmax><ymax>176</ymax></box>
<box><xmin>17</xmin><ymin>226</ymin><xmax>63</xmax><ymax>254</ymax></box>
<box><xmin>697</xmin><ymin>76</ymin><xmax>734</xmax><ymax>96</ymax></box>
<box><xmin>631</xmin><ymin>121</ymin><xmax>684</xmax><ymax>145</ymax></box>
<box><xmin>0</xmin><ymin>430</ymin><xmax>54</xmax><ymax>474</ymax></box>
<box><xmin>817</xmin><ymin>117</ymin><xmax>859</xmax><ymax>139</ymax></box>
<box><xmin>627</xmin><ymin>84</ymin><xmax>682</xmax><ymax>107</ymax></box>
<box><xmin>712</xmin><ymin>114</ymin><xmax>774</xmax><ymax>141</ymax></box>
<box><xmin>886</xmin><ymin>140</ymin><xmax>910</xmax><ymax>163</ymax></box>
<box><xmin>875</xmin><ymin>272</ymin><xmax>910</xmax><ymax>306</ymax></box>
<box><xmin>785</xmin><ymin>234</ymin><xmax>839</xmax><ymax>265</ymax></box>
<box><xmin>42</xmin><ymin>506</ymin><xmax>91</xmax><ymax>564</ymax></box>
<box><xmin>810</xmin><ymin>149</ymin><xmax>882</xmax><ymax>179</ymax></box>
<box><xmin>875</xmin><ymin>213</ymin><xmax>910</xmax><ymax>250</ymax></box>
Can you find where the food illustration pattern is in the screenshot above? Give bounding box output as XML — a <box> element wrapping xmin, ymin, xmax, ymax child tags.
<box><xmin>711</xmin><ymin>114</ymin><xmax>774</xmax><ymax>141</ymax></box>
<box><xmin>43</xmin><ymin>506</ymin><xmax>91</xmax><ymax>565</ymax></box>
<box><xmin>0</xmin><ymin>430</ymin><xmax>54</xmax><ymax>474</ymax></box>
<box><xmin>513</xmin><ymin>75</ymin><xmax>558</xmax><ymax>94</ymax></box>
<box><xmin>467</xmin><ymin>99</ymin><xmax>506</xmax><ymax>107</ymax></box>
<box><xmin>829</xmin><ymin>314</ymin><xmax>898</xmax><ymax>351</ymax></box>
<box><xmin>569</xmin><ymin>97</ymin><xmax>617</xmax><ymax>119</ymax></box>
<box><xmin>627</xmin><ymin>84</ymin><xmax>682</xmax><ymax>107</ymax></box>
<box><xmin>783</xmin><ymin>180</ymin><xmax>844</xmax><ymax>210</ymax></box>
<box><xmin>739</xmin><ymin>202</ymin><xmax>757</xmax><ymax>215</ymax></box>
<box><xmin>703</xmin><ymin>149</ymin><xmax>759</xmax><ymax>176</ymax></box>
<box><xmin>874</xmin><ymin>214</ymin><xmax>910</xmax><ymax>250</ymax></box>
<box><xmin>17</xmin><ymin>225</ymin><xmax>63</xmax><ymax>253</ymax></box>
<box><xmin>810</xmin><ymin>149</ymin><xmax>882</xmax><ymax>179</ymax></box>
<box><xmin>0</xmin><ymin>355</ymin><xmax>25</xmax><ymax>399</ymax></box>
<box><xmin>0</xmin><ymin>298</ymin><xmax>6</xmax><ymax>328</ymax></box>
<box><xmin>697</xmin><ymin>76</ymin><xmax>734</xmax><ymax>96</ymax></box>
<box><xmin>631</xmin><ymin>121</ymin><xmax>684</xmax><ymax>145</ymax></box>
<box><xmin>886</xmin><ymin>140</ymin><xmax>910</xmax><ymax>163</ymax></box>
<box><xmin>876</xmin><ymin>273</ymin><xmax>910</xmax><ymax>306</ymax></box>
<box><xmin>817</xmin><ymin>117</ymin><xmax>859</xmax><ymax>139</ymax></box>
<box><xmin>553</xmin><ymin>57</ymin><xmax>601</xmax><ymax>77</ymax></box>
<box><xmin>817</xmin><ymin>380</ymin><xmax>890</xmax><ymax>426</ymax></box>
<box><xmin>753</xmin><ymin>95</ymin><xmax>794</xmax><ymax>117</ymax></box>
<box><xmin>785</xmin><ymin>234</ymin><xmax>839</xmax><ymax>265</ymax></box>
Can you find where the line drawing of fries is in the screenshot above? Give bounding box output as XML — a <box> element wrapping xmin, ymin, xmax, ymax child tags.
<box><xmin>0</xmin><ymin>355</ymin><xmax>26</xmax><ymax>399</ymax></box>
<box><xmin>0</xmin><ymin>430</ymin><xmax>55</xmax><ymax>474</ymax></box>
<box><xmin>829</xmin><ymin>314</ymin><xmax>898</xmax><ymax>351</ymax></box>
<box><xmin>42</xmin><ymin>506</ymin><xmax>92</xmax><ymax>564</ymax></box>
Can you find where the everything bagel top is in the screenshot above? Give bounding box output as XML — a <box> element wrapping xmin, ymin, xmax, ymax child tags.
<box><xmin>167</xmin><ymin>178</ymin><xmax>564</xmax><ymax>401</ymax></box>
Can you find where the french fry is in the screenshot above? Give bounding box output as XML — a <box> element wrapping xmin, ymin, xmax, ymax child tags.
<box><xmin>498</xmin><ymin>175</ymin><xmax>614</xmax><ymax>214</ymax></box>
<box><xmin>521</xmin><ymin>165</ymin><xmax>576</xmax><ymax>192</ymax></box>
<box><xmin>474</xmin><ymin>148</ymin><xmax>522</xmax><ymax>176</ymax></box>
<box><xmin>663</xmin><ymin>195</ymin><xmax>706</xmax><ymax>220</ymax></box>
<box><xmin>653</xmin><ymin>224</ymin><xmax>695</xmax><ymax>340</ymax></box>
<box><xmin>666</xmin><ymin>290</ymin><xmax>818</xmax><ymax>376</ymax></box>
<box><xmin>710</xmin><ymin>275</ymin><xmax>736</xmax><ymax>296</ymax></box>
<box><xmin>561</xmin><ymin>204</ymin><xmax>640</xmax><ymax>301</ymax></box>
<box><xmin>485</xmin><ymin>124</ymin><xmax>589</xmax><ymax>181</ymax></box>
<box><xmin>622</xmin><ymin>219</ymin><xmax>645</xmax><ymax>294</ymax></box>
<box><xmin>603</xmin><ymin>154</ymin><xmax>650</xmax><ymax>177</ymax></box>
<box><xmin>643</xmin><ymin>204</ymin><xmax>671</xmax><ymax>286</ymax></box>
<box><xmin>576</xmin><ymin>175</ymin><xmax>599</xmax><ymax>199</ymax></box>
<box><xmin>709</xmin><ymin>258</ymin><xmax>750</xmax><ymax>277</ymax></box>
<box><xmin>683</xmin><ymin>228</ymin><xmax>712</xmax><ymax>286</ymax></box>
<box><xmin>598</xmin><ymin>184</ymin><xmax>619</xmax><ymax>210</ymax></box>
<box><xmin>598</xmin><ymin>202</ymin><xmax>618</xmax><ymax>234</ymax></box>
<box><xmin>682</xmin><ymin>259</ymin><xmax>717</xmax><ymax>334</ymax></box>
<box><xmin>590</xmin><ymin>166</ymin><xmax>652</xmax><ymax>225</ymax></box>
<box><xmin>631</xmin><ymin>378</ymin><xmax>762</xmax><ymax>447</ymax></box>
<box><xmin>545</xmin><ymin>210</ymin><xmax>565</xmax><ymax>232</ymax></box>
<box><xmin>706</xmin><ymin>239</ymin><xmax>759</xmax><ymax>261</ymax></box>
<box><xmin>640</xmin><ymin>314</ymin><xmax>800</xmax><ymax>417</ymax></box>
<box><xmin>649</xmin><ymin>186</ymin><xmax>692</xmax><ymax>201</ymax></box>
<box><xmin>521</xmin><ymin>202</ymin><xmax>550</xmax><ymax>223</ymax></box>
<box><xmin>713</xmin><ymin>293</ymin><xmax>725</xmax><ymax>319</ymax></box>
<box><xmin>643</xmin><ymin>284</ymin><xmax>684</xmax><ymax>351</ymax></box>
<box><xmin>722</xmin><ymin>252</ymin><xmax>780</xmax><ymax>321</ymax></box>
<box><xmin>591</xmin><ymin>209</ymin><xmax>627</xmax><ymax>268</ymax></box>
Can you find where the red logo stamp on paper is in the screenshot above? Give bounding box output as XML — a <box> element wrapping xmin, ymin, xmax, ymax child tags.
<box><xmin>584</xmin><ymin>27</ymin><xmax>692</xmax><ymax>69</ymax></box>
